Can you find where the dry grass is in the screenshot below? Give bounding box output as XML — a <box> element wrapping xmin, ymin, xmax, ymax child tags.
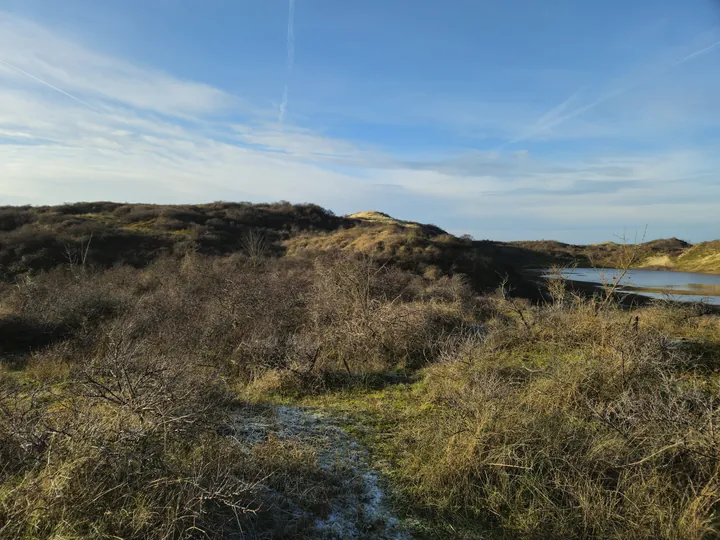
<box><xmin>383</xmin><ymin>295</ymin><xmax>720</xmax><ymax>538</ymax></box>
<box><xmin>298</xmin><ymin>295</ymin><xmax>720</xmax><ymax>539</ymax></box>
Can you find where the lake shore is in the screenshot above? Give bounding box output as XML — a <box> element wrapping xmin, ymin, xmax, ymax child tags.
<box><xmin>524</xmin><ymin>267</ymin><xmax>720</xmax><ymax>311</ymax></box>
<box><xmin>637</xmin><ymin>264</ymin><xmax>720</xmax><ymax>275</ymax></box>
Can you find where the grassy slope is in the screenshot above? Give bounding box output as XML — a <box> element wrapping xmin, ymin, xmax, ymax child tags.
<box><xmin>301</xmin><ymin>302</ymin><xmax>720</xmax><ymax>539</ymax></box>
<box><xmin>515</xmin><ymin>237</ymin><xmax>720</xmax><ymax>274</ymax></box>
<box><xmin>660</xmin><ymin>241</ymin><xmax>720</xmax><ymax>273</ymax></box>
<box><xmin>6</xmin><ymin>201</ymin><xmax>717</xmax><ymax>287</ymax></box>
<box><xmin>0</xmin><ymin>201</ymin><xmax>345</xmax><ymax>280</ymax></box>
<box><xmin>3</xmin><ymin>202</ymin><xmax>719</xmax><ymax>278</ymax></box>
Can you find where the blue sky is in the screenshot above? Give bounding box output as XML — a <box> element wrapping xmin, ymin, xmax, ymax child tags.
<box><xmin>0</xmin><ymin>0</ymin><xmax>719</xmax><ymax>242</ymax></box>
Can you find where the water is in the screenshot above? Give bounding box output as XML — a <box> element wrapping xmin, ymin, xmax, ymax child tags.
<box><xmin>547</xmin><ymin>268</ymin><xmax>720</xmax><ymax>305</ymax></box>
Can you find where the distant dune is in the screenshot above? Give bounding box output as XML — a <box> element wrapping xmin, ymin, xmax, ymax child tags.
<box><xmin>637</xmin><ymin>241</ymin><xmax>720</xmax><ymax>274</ymax></box>
<box><xmin>515</xmin><ymin>237</ymin><xmax>720</xmax><ymax>274</ymax></box>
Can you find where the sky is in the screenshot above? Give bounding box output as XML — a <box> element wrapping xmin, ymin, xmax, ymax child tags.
<box><xmin>1</xmin><ymin>0</ymin><xmax>719</xmax><ymax>243</ymax></box>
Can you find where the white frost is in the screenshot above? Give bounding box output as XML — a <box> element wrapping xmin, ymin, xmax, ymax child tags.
<box><xmin>231</xmin><ymin>404</ymin><xmax>410</xmax><ymax>539</ymax></box>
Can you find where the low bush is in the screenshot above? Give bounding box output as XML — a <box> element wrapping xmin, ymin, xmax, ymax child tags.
<box><xmin>0</xmin><ymin>207</ymin><xmax>35</xmax><ymax>232</ymax></box>
<box><xmin>0</xmin><ymin>342</ymin><xmax>343</xmax><ymax>538</ymax></box>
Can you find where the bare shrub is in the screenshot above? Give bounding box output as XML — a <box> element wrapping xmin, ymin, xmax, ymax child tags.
<box><xmin>0</xmin><ymin>276</ymin><xmax>344</xmax><ymax>538</ymax></box>
<box><xmin>241</xmin><ymin>228</ymin><xmax>269</xmax><ymax>265</ymax></box>
<box><xmin>0</xmin><ymin>207</ymin><xmax>35</xmax><ymax>231</ymax></box>
<box><xmin>298</xmin><ymin>254</ymin><xmax>469</xmax><ymax>379</ymax></box>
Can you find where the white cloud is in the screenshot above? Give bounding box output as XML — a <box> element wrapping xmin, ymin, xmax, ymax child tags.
<box><xmin>0</xmin><ymin>13</ymin><xmax>233</xmax><ymax>117</ymax></box>
<box><xmin>231</xmin><ymin>124</ymin><xmax>371</xmax><ymax>160</ymax></box>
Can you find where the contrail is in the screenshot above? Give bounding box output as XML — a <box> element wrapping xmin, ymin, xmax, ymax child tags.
<box><xmin>279</xmin><ymin>0</ymin><xmax>296</xmax><ymax>124</ymax></box>
<box><xmin>503</xmin><ymin>87</ymin><xmax>584</xmax><ymax>147</ymax></box>
<box><xmin>557</xmin><ymin>38</ymin><xmax>720</xmax><ymax>125</ymax></box>
<box><xmin>0</xmin><ymin>58</ymin><xmax>100</xmax><ymax>112</ymax></box>
<box><xmin>504</xmin><ymin>37</ymin><xmax>720</xmax><ymax>147</ymax></box>
<box><xmin>534</xmin><ymin>88</ymin><xmax>583</xmax><ymax>126</ymax></box>
<box><xmin>674</xmin><ymin>38</ymin><xmax>720</xmax><ymax>65</ymax></box>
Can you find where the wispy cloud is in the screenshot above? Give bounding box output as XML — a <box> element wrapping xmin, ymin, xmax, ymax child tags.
<box><xmin>506</xmin><ymin>36</ymin><xmax>720</xmax><ymax>146</ymax></box>
<box><xmin>502</xmin><ymin>88</ymin><xmax>585</xmax><ymax>147</ymax></box>
<box><xmin>232</xmin><ymin>124</ymin><xmax>371</xmax><ymax>160</ymax></box>
<box><xmin>0</xmin><ymin>13</ymin><xmax>233</xmax><ymax>118</ymax></box>
<box><xmin>279</xmin><ymin>0</ymin><xmax>296</xmax><ymax>124</ymax></box>
<box><xmin>675</xmin><ymin>38</ymin><xmax>720</xmax><ymax>65</ymax></box>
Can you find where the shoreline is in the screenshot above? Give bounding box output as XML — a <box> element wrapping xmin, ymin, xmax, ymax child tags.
<box><xmin>633</xmin><ymin>265</ymin><xmax>720</xmax><ymax>276</ymax></box>
<box><xmin>522</xmin><ymin>267</ymin><xmax>720</xmax><ymax>311</ymax></box>
<box><xmin>542</xmin><ymin>264</ymin><xmax>720</xmax><ymax>277</ymax></box>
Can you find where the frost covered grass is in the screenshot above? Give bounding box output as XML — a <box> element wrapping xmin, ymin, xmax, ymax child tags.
<box><xmin>231</xmin><ymin>404</ymin><xmax>408</xmax><ymax>539</ymax></box>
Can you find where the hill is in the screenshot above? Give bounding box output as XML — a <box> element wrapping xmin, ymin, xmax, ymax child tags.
<box><xmin>514</xmin><ymin>237</ymin><xmax>720</xmax><ymax>274</ymax></box>
<box><xmin>0</xmin><ymin>201</ymin><xmax>343</xmax><ymax>279</ymax></box>
<box><xmin>639</xmin><ymin>240</ymin><xmax>720</xmax><ymax>273</ymax></box>
<box><xmin>3</xmin><ymin>202</ymin><xmax>719</xmax><ymax>295</ymax></box>
<box><xmin>347</xmin><ymin>210</ymin><xmax>448</xmax><ymax>235</ymax></box>
<box><xmin>0</xmin><ymin>202</ymin><xmax>543</xmax><ymax>296</ymax></box>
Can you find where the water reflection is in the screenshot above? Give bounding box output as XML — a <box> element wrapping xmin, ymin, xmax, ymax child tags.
<box><xmin>545</xmin><ymin>268</ymin><xmax>720</xmax><ymax>305</ymax></box>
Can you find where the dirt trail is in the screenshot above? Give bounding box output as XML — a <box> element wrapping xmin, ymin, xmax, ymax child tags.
<box><xmin>231</xmin><ymin>404</ymin><xmax>409</xmax><ymax>539</ymax></box>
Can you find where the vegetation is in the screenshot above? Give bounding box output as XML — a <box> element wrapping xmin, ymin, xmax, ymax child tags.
<box><xmin>1</xmin><ymin>201</ymin><xmax>720</xmax><ymax>538</ymax></box>
<box><xmin>664</xmin><ymin>241</ymin><xmax>720</xmax><ymax>274</ymax></box>
<box><xmin>307</xmin><ymin>294</ymin><xmax>720</xmax><ymax>538</ymax></box>
<box><xmin>0</xmin><ymin>203</ymin><xmax>538</xmax><ymax>295</ymax></box>
<box><xmin>516</xmin><ymin>237</ymin><xmax>720</xmax><ymax>274</ymax></box>
<box><xmin>0</xmin><ymin>202</ymin><xmax>342</xmax><ymax>281</ymax></box>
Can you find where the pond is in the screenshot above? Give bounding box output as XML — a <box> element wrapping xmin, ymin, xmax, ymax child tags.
<box><xmin>547</xmin><ymin>268</ymin><xmax>720</xmax><ymax>305</ymax></box>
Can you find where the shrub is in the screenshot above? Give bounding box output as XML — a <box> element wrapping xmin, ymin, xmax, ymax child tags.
<box><xmin>112</xmin><ymin>204</ymin><xmax>160</xmax><ymax>223</ymax></box>
<box><xmin>0</xmin><ymin>207</ymin><xmax>35</xmax><ymax>231</ymax></box>
<box><xmin>0</xmin><ymin>227</ymin><xmax>66</xmax><ymax>276</ymax></box>
<box><xmin>299</xmin><ymin>254</ymin><xmax>470</xmax><ymax>377</ymax></box>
